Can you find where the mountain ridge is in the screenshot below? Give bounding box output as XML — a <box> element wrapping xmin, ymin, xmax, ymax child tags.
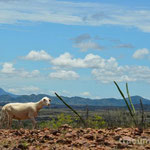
<box><xmin>0</xmin><ymin>88</ymin><xmax>17</xmax><ymax>98</ymax></box>
<box><xmin>0</xmin><ymin>88</ymin><xmax>150</xmax><ymax>106</ymax></box>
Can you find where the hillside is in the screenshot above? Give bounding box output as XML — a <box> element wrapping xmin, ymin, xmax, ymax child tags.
<box><xmin>0</xmin><ymin>88</ymin><xmax>150</xmax><ymax>107</ymax></box>
<box><xmin>0</xmin><ymin>88</ymin><xmax>17</xmax><ymax>97</ymax></box>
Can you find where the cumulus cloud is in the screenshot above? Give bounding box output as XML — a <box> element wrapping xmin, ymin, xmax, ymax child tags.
<box><xmin>81</xmin><ymin>91</ymin><xmax>91</xmax><ymax>97</ymax></box>
<box><xmin>92</xmin><ymin>65</ymin><xmax>150</xmax><ymax>83</ymax></box>
<box><xmin>49</xmin><ymin>70</ymin><xmax>79</xmax><ymax>80</ymax></box>
<box><xmin>1</xmin><ymin>1</ymin><xmax>150</xmax><ymax>32</ymax></box>
<box><xmin>8</xmin><ymin>86</ymin><xmax>41</xmax><ymax>95</ymax></box>
<box><xmin>1</xmin><ymin>62</ymin><xmax>15</xmax><ymax>73</ymax></box>
<box><xmin>14</xmin><ymin>50</ymin><xmax>150</xmax><ymax>83</ymax></box>
<box><xmin>51</xmin><ymin>52</ymin><xmax>85</xmax><ymax>68</ymax></box>
<box><xmin>50</xmin><ymin>52</ymin><xmax>150</xmax><ymax>83</ymax></box>
<box><xmin>51</xmin><ymin>52</ymin><xmax>117</xmax><ymax>69</ymax></box>
<box><xmin>0</xmin><ymin>62</ymin><xmax>40</xmax><ymax>78</ymax></box>
<box><xmin>22</xmin><ymin>50</ymin><xmax>52</xmax><ymax>61</ymax></box>
<box><xmin>133</xmin><ymin>48</ymin><xmax>149</xmax><ymax>59</ymax></box>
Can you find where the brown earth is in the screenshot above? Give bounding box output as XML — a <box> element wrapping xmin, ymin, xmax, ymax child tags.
<box><xmin>0</xmin><ymin>124</ymin><xmax>150</xmax><ymax>150</ymax></box>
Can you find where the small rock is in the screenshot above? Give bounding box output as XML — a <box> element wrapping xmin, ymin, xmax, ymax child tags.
<box><xmin>43</xmin><ymin>135</ymin><xmax>54</xmax><ymax>140</ymax></box>
<box><xmin>3</xmin><ymin>144</ymin><xmax>9</xmax><ymax>148</ymax></box>
<box><xmin>83</xmin><ymin>134</ymin><xmax>94</xmax><ymax>140</ymax></box>
<box><xmin>51</xmin><ymin>130</ymin><xmax>60</xmax><ymax>136</ymax></box>
<box><xmin>97</xmin><ymin>129</ymin><xmax>105</xmax><ymax>134</ymax></box>
<box><xmin>60</xmin><ymin>124</ymin><xmax>72</xmax><ymax>129</ymax></box>
<box><xmin>65</xmin><ymin>133</ymin><xmax>73</xmax><ymax>138</ymax></box>
<box><xmin>145</xmin><ymin>144</ymin><xmax>150</xmax><ymax>149</ymax></box>
<box><xmin>56</xmin><ymin>139</ymin><xmax>72</xmax><ymax>144</ymax></box>
<box><xmin>114</xmin><ymin>135</ymin><xmax>122</xmax><ymax>141</ymax></box>
<box><xmin>115</xmin><ymin>128</ymin><xmax>122</xmax><ymax>132</ymax></box>
<box><xmin>29</xmin><ymin>146</ymin><xmax>36</xmax><ymax>150</ymax></box>
<box><xmin>117</xmin><ymin>143</ymin><xmax>129</xmax><ymax>149</ymax></box>
<box><xmin>18</xmin><ymin>144</ymin><xmax>28</xmax><ymax>149</ymax></box>
<box><xmin>96</xmin><ymin>137</ymin><xmax>104</xmax><ymax>143</ymax></box>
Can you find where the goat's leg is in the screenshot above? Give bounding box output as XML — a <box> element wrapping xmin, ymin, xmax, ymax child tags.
<box><xmin>6</xmin><ymin>113</ymin><xmax>10</xmax><ymax>129</ymax></box>
<box><xmin>0</xmin><ymin>115</ymin><xmax>3</xmax><ymax>128</ymax></box>
<box><xmin>28</xmin><ymin>113</ymin><xmax>36</xmax><ymax>129</ymax></box>
<box><xmin>7</xmin><ymin>115</ymin><xmax>12</xmax><ymax>129</ymax></box>
<box><xmin>31</xmin><ymin>117</ymin><xmax>36</xmax><ymax>129</ymax></box>
<box><xmin>0</xmin><ymin>110</ymin><xmax>7</xmax><ymax>128</ymax></box>
<box><xmin>18</xmin><ymin>120</ymin><xmax>24</xmax><ymax>129</ymax></box>
<box><xmin>0</xmin><ymin>117</ymin><xmax>2</xmax><ymax>128</ymax></box>
<box><xmin>6</xmin><ymin>116</ymin><xmax>10</xmax><ymax>129</ymax></box>
<box><xmin>9</xmin><ymin>117</ymin><xmax>12</xmax><ymax>129</ymax></box>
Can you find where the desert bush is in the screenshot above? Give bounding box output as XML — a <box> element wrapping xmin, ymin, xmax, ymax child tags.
<box><xmin>38</xmin><ymin>113</ymin><xmax>106</xmax><ymax>129</ymax></box>
<box><xmin>39</xmin><ymin>113</ymin><xmax>74</xmax><ymax>129</ymax></box>
<box><xmin>87</xmin><ymin>114</ymin><xmax>106</xmax><ymax>129</ymax></box>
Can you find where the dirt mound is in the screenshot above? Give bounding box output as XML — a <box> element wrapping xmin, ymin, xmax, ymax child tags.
<box><xmin>0</xmin><ymin>125</ymin><xmax>150</xmax><ymax>150</ymax></box>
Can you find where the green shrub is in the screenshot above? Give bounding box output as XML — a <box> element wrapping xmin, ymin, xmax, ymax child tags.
<box><xmin>87</xmin><ymin>114</ymin><xmax>106</xmax><ymax>129</ymax></box>
<box><xmin>39</xmin><ymin>113</ymin><xmax>106</xmax><ymax>129</ymax></box>
<box><xmin>39</xmin><ymin>113</ymin><xmax>74</xmax><ymax>129</ymax></box>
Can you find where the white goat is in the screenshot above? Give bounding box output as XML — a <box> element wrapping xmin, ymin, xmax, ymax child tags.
<box><xmin>0</xmin><ymin>97</ymin><xmax>51</xmax><ymax>129</ymax></box>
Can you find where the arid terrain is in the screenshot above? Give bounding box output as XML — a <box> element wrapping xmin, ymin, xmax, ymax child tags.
<box><xmin>0</xmin><ymin>125</ymin><xmax>150</xmax><ymax>150</ymax></box>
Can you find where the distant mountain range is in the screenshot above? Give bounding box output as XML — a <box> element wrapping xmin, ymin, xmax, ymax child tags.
<box><xmin>0</xmin><ymin>88</ymin><xmax>150</xmax><ymax>107</ymax></box>
<box><xmin>0</xmin><ymin>88</ymin><xmax>17</xmax><ymax>98</ymax></box>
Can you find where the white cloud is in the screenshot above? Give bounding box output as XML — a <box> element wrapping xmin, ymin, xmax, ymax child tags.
<box><xmin>1</xmin><ymin>62</ymin><xmax>15</xmax><ymax>73</ymax></box>
<box><xmin>0</xmin><ymin>62</ymin><xmax>40</xmax><ymax>78</ymax></box>
<box><xmin>51</xmin><ymin>52</ymin><xmax>85</xmax><ymax>68</ymax></box>
<box><xmin>74</xmin><ymin>40</ymin><xmax>103</xmax><ymax>52</ymax></box>
<box><xmin>51</xmin><ymin>52</ymin><xmax>150</xmax><ymax>83</ymax></box>
<box><xmin>81</xmin><ymin>91</ymin><xmax>91</xmax><ymax>97</ymax></box>
<box><xmin>133</xmin><ymin>48</ymin><xmax>149</xmax><ymax>59</ymax></box>
<box><xmin>3</xmin><ymin>51</ymin><xmax>150</xmax><ymax>84</ymax></box>
<box><xmin>22</xmin><ymin>50</ymin><xmax>52</xmax><ymax>61</ymax></box>
<box><xmin>8</xmin><ymin>88</ymin><xmax>19</xmax><ymax>94</ymax></box>
<box><xmin>51</xmin><ymin>52</ymin><xmax>117</xmax><ymax>69</ymax></box>
<box><xmin>92</xmin><ymin>65</ymin><xmax>150</xmax><ymax>83</ymax></box>
<box><xmin>49</xmin><ymin>70</ymin><xmax>79</xmax><ymax>80</ymax></box>
<box><xmin>80</xmin><ymin>91</ymin><xmax>101</xmax><ymax>99</ymax></box>
<box><xmin>8</xmin><ymin>86</ymin><xmax>41</xmax><ymax>95</ymax></box>
<box><xmin>49</xmin><ymin>90</ymin><xmax>72</xmax><ymax>97</ymax></box>
<box><xmin>1</xmin><ymin>1</ymin><xmax>150</xmax><ymax>32</ymax></box>
<box><xmin>49</xmin><ymin>90</ymin><xmax>56</xmax><ymax>96</ymax></box>
<box><xmin>19</xmin><ymin>69</ymin><xmax>40</xmax><ymax>78</ymax></box>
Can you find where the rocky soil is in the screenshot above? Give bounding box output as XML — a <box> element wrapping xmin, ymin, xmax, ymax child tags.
<box><xmin>0</xmin><ymin>125</ymin><xmax>150</xmax><ymax>150</ymax></box>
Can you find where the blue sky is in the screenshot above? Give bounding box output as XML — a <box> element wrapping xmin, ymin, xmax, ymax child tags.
<box><xmin>0</xmin><ymin>0</ymin><xmax>150</xmax><ymax>99</ymax></box>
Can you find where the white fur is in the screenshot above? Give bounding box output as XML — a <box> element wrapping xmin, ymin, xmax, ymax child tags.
<box><xmin>0</xmin><ymin>97</ymin><xmax>51</xmax><ymax>129</ymax></box>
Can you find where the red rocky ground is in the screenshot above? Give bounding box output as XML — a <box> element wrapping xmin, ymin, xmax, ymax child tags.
<box><xmin>0</xmin><ymin>125</ymin><xmax>150</xmax><ymax>150</ymax></box>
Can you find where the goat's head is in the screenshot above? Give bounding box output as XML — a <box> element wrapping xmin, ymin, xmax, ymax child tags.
<box><xmin>42</xmin><ymin>97</ymin><xmax>51</xmax><ymax>106</ymax></box>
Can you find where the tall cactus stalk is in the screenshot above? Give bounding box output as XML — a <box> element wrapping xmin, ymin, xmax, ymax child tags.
<box><xmin>55</xmin><ymin>92</ymin><xmax>87</xmax><ymax>127</ymax></box>
<box><xmin>139</xmin><ymin>99</ymin><xmax>145</xmax><ymax>130</ymax></box>
<box><xmin>126</xmin><ymin>83</ymin><xmax>135</xmax><ymax>114</ymax></box>
<box><xmin>114</xmin><ymin>81</ymin><xmax>137</xmax><ymax>126</ymax></box>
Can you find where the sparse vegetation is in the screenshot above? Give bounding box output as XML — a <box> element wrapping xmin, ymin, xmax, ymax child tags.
<box><xmin>38</xmin><ymin>113</ymin><xmax>106</xmax><ymax>129</ymax></box>
<box><xmin>114</xmin><ymin>81</ymin><xmax>147</xmax><ymax>130</ymax></box>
